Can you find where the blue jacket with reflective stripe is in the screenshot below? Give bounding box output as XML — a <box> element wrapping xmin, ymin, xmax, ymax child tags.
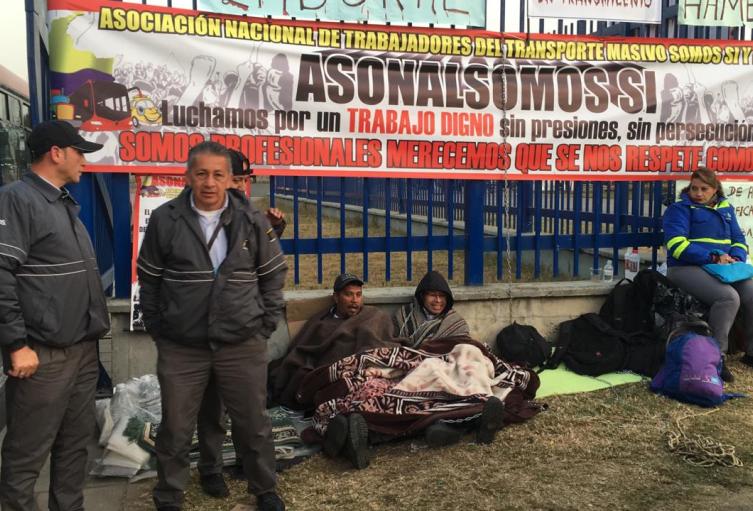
<box><xmin>663</xmin><ymin>192</ymin><xmax>748</xmax><ymax>267</ymax></box>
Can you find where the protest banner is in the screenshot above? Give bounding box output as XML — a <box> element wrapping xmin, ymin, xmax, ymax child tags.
<box><xmin>679</xmin><ymin>0</ymin><xmax>753</xmax><ymax>27</ymax></box>
<box><xmin>198</xmin><ymin>0</ymin><xmax>486</xmax><ymax>28</ymax></box>
<box><xmin>724</xmin><ymin>181</ymin><xmax>753</xmax><ymax>248</ymax></box>
<box><xmin>48</xmin><ymin>0</ymin><xmax>753</xmax><ymax>180</ymax></box>
<box><xmin>527</xmin><ymin>0</ymin><xmax>661</xmax><ymax>23</ymax></box>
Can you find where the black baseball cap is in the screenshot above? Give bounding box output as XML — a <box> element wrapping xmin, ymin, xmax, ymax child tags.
<box><xmin>333</xmin><ymin>273</ymin><xmax>364</xmax><ymax>292</ymax></box>
<box><xmin>28</xmin><ymin>120</ymin><xmax>103</xmax><ymax>158</ymax></box>
<box><xmin>229</xmin><ymin>149</ymin><xmax>252</xmax><ymax>177</ymax></box>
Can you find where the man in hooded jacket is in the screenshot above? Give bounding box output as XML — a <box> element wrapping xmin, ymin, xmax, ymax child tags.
<box><xmin>393</xmin><ymin>270</ymin><xmax>470</xmax><ymax>347</ymax></box>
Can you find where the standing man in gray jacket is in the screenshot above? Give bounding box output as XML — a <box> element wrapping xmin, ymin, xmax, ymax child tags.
<box><xmin>0</xmin><ymin>120</ymin><xmax>110</xmax><ymax>510</ymax></box>
<box><xmin>137</xmin><ymin>141</ymin><xmax>287</xmax><ymax>511</ymax></box>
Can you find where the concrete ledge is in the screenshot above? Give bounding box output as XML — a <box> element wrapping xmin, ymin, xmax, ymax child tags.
<box><xmin>279</xmin><ymin>280</ymin><xmax>614</xmax><ymax>303</ymax></box>
<box><xmin>106</xmin><ymin>280</ymin><xmax>614</xmax><ymax>383</ymax></box>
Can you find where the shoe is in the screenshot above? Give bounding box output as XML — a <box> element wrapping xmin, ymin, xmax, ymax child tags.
<box><xmin>156</xmin><ymin>506</ymin><xmax>181</xmax><ymax>511</ymax></box>
<box><xmin>323</xmin><ymin>414</ymin><xmax>348</xmax><ymax>458</ymax></box>
<box><xmin>343</xmin><ymin>413</ymin><xmax>370</xmax><ymax>470</ymax></box>
<box><xmin>720</xmin><ymin>357</ymin><xmax>735</xmax><ymax>383</ymax></box>
<box><xmin>226</xmin><ymin>461</ymin><xmax>246</xmax><ymax>481</ymax></box>
<box><xmin>257</xmin><ymin>491</ymin><xmax>286</xmax><ymax>511</ymax></box>
<box><xmin>476</xmin><ymin>396</ymin><xmax>506</xmax><ymax>444</ymax></box>
<box><xmin>425</xmin><ymin>422</ymin><xmax>462</xmax><ymax>448</ymax></box>
<box><xmin>199</xmin><ymin>473</ymin><xmax>229</xmax><ymax>498</ymax></box>
<box><xmin>740</xmin><ymin>354</ymin><xmax>753</xmax><ymax>369</ymax></box>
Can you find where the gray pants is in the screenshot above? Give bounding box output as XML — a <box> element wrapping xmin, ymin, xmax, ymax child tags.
<box><xmin>153</xmin><ymin>338</ymin><xmax>276</xmax><ymax>508</ymax></box>
<box><xmin>0</xmin><ymin>341</ymin><xmax>98</xmax><ymax>511</ymax></box>
<box><xmin>196</xmin><ymin>375</ymin><xmax>237</xmax><ymax>477</ymax></box>
<box><xmin>668</xmin><ymin>265</ymin><xmax>753</xmax><ymax>354</ymax></box>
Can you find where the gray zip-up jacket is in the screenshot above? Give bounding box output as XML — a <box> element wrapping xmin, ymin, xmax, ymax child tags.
<box><xmin>0</xmin><ymin>172</ymin><xmax>110</xmax><ymax>352</ymax></box>
<box><xmin>137</xmin><ymin>187</ymin><xmax>287</xmax><ymax>346</ymax></box>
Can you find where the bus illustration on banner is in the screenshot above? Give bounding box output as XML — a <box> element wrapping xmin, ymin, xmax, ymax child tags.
<box><xmin>67</xmin><ymin>80</ymin><xmax>132</xmax><ymax>132</ymax></box>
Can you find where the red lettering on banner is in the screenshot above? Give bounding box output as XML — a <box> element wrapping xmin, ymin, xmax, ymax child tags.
<box><xmin>582</xmin><ymin>144</ymin><xmax>622</xmax><ymax>172</ymax></box>
<box><xmin>706</xmin><ymin>147</ymin><xmax>753</xmax><ymax>172</ymax></box>
<box><xmin>347</xmin><ymin>108</ymin><xmax>435</xmax><ymax>135</ymax></box>
<box><xmin>119</xmin><ymin>131</ymin><xmax>205</xmax><ymax>163</ymax></box>
<box><xmin>385</xmin><ymin>140</ymin><xmax>511</xmax><ymax>170</ymax></box>
<box><xmin>515</xmin><ymin>143</ymin><xmax>553</xmax><ymax>173</ymax></box>
<box><xmin>625</xmin><ymin>145</ymin><xmax>701</xmax><ymax>172</ymax></box>
<box><xmin>555</xmin><ymin>144</ymin><xmax>581</xmax><ymax>172</ymax></box>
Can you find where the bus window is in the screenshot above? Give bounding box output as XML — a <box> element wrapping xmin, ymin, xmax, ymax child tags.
<box><xmin>22</xmin><ymin>104</ymin><xmax>30</xmax><ymax>129</ymax></box>
<box><xmin>8</xmin><ymin>96</ymin><xmax>21</xmax><ymax>125</ymax></box>
<box><xmin>0</xmin><ymin>92</ymin><xmax>7</xmax><ymax>120</ymax></box>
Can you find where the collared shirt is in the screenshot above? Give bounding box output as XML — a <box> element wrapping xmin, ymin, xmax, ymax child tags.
<box><xmin>36</xmin><ymin>173</ymin><xmax>62</xmax><ymax>192</ymax></box>
<box><xmin>190</xmin><ymin>192</ymin><xmax>228</xmax><ymax>273</ymax></box>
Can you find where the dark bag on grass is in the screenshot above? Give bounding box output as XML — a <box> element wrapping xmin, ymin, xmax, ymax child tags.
<box><xmin>622</xmin><ymin>331</ymin><xmax>666</xmax><ymax>377</ymax></box>
<box><xmin>495</xmin><ymin>322</ymin><xmax>550</xmax><ymax>368</ymax></box>
<box><xmin>550</xmin><ymin>313</ymin><xmax>626</xmax><ymax>376</ymax></box>
<box><xmin>600</xmin><ymin>269</ymin><xmax>706</xmax><ymax>338</ymax></box>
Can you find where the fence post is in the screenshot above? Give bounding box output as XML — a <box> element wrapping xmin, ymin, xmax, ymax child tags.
<box><xmin>112</xmin><ymin>174</ymin><xmax>131</xmax><ymax>298</ymax></box>
<box><xmin>464</xmin><ymin>181</ymin><xmax>484</xmax><ymax>286</ymax></box>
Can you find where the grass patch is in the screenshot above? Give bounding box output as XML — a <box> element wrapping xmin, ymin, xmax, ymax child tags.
<box><xmin>127</xmin><ymin>357</ymin><xmax>753</xmax><ymax>510</ymax></box>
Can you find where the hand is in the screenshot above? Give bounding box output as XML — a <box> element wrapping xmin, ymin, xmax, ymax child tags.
<box><xmin>717</xmin><ymin>253</ymin><xmax>736</xmax><ymax>264</ymax></box>
<box><xmin>266</xmin><ymin>208</ymin><xmax>285</xmax><ymax>227</ymax></box>
<box><xmin>8</xmin><ymin>346</ymin><xmax>39</xmax><ymax>379</ymax></box>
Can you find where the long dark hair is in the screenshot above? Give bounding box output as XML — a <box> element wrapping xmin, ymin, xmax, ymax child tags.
<box><xmin>680</xmin><ymin>167</ymin><xmax>725</xmax><ymax>199</ymax></box>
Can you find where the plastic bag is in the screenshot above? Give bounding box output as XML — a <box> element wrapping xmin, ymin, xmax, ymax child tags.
<box><xmin>109</xmin><ymin>374</ymin><xmax>162</xmax><ymax>425</ymax></box>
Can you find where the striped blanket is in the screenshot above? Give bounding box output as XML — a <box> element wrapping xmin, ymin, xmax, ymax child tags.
<box><xmin>301</xmin><ymin>338</ymin><xmax>541</xmax><ymax>438</ymax></box>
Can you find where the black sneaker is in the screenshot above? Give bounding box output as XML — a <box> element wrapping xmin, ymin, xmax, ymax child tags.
<box><xmin>425</xmin><ymin>422</ymin><xmax>462</xmax><ymax>448</ymax></box>
<box><xmin>323</xmin><ymin>414</ymin><xmax>348</xmax><ymax>458</ymax></box>
<box><xmin>344</xmin><ymin>413</ymin><xmax>370</xmax><ymax>470</ymax></box>
<box><xmin>199</xmin><ymin>473</ymin><xmax>229</xmax><ymax>498</ymax></box>
<box><xmin>476</xmin><ymin>396</ymin><xmax>506</xmax><ymax>444</ymax></box>
<box><xmin>226</xmin><ymin>461</ymin><xmax>245</xmax><ymax>481</ymax></box>
<box><xmin>156</xmin><ymin>506</ymin><xmax>181</xmax><ymax>511</ymax></box>
<box><xmin>257</xmin><ymin>491</ymin><xmax>286</xmax><ymax>511</ymax></box>
<box><xmin>721</xmin><ymin>358</ymin><xmax>735</xmax><ymax>383</ymax></box>
<box><xmin>740</xmin><ymin>354</ymin><xmax>753</xmax><ymax>369</ymax></box>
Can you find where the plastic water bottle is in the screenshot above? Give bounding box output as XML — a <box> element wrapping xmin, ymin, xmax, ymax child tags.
<box><xmin>625</xmin><ymin>248</ymin><xmax>640</xmax><ymax>281</ymax></box>
<box><xmin>602</xmin><ymin>260</ymin><xmax>614</xmax><ymax>282</ymax></box>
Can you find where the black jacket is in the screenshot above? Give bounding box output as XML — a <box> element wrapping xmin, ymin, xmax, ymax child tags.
<box><xmin>0</xmin><ymin>172</ymin><xmax>110</xmax><ymax>351</ymax></box>
<box><xmin>137</xmin><ymin>188</ymin><xmax>287</xmax><ymax>346</ymax></box>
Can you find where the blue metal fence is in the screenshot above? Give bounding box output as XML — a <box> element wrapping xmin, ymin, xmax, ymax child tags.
<box><xmin>272</xmin><ymin>177</ymin><xmax>669</xmax><ymax>285</ymax></box>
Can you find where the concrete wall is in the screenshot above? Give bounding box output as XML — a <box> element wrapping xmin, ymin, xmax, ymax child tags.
<box><xmin>107</xmin><ymin>281</ymin><xmax>613</xmax><ymax>384</ymax></box>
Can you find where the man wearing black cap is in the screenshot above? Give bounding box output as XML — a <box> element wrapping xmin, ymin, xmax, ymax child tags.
<box><xmin>271</xmin><ymin>273</ymin><xmax>400</xmax><ymax>409</ymax></box>
<box><xmin>227</xmin><ymin>149</ymin><xmax>286</xmax><ymax>237</ymax></box>
<box><xmin>0</xmin><ymin>120</ymin><xmax>110</xmax><ymax>510</ymax></box>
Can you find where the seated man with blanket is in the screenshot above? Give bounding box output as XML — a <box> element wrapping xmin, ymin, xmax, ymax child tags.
<box><xmin>393</xmin><ymin>270</ymin><xmax>483</xmax><ymax>446</ymax></box>
<box><xmin>271</xmin><ymin>273</ymin><xmax>400</xmax><ymax>408</ymax></box>
<box><xmin>301</xmin><ymin>338</ymin><xmax>541</xmax><ymax>469</ymax></box>
<box><xmin>393</xmin><ymin>271</ymin><xmax>470</xmax><ymax>347</ymax></box>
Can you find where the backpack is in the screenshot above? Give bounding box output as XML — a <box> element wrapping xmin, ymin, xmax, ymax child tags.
<box><xmin>599</xmin><ymin>269</ymin><xmax>706</xmax><ymax>337</ymax></box>
<box><xmin>622</xmin><ymin>331</ymin><xmax>666</xmax><ymax>377</ymax></box>
<box><xmin>495</xmin><ymin>322</ymin><xmax>550</xmax><ymax>368</ymax></box>
<box><xmin>550</xmin><ymin>313</ymin><xmax>627</xmax><ymax>376</ymax></box>
<box><xmin>650</xmin><ymin>330</ymin><xmax>741</xmax><ymax>407</ymax></box>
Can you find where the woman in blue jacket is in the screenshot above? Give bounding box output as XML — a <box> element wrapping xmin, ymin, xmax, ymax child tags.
<box><xmin>663</xmin><ymin>167</ymin><xmax>753</xmax><ymax>382</ymax></box>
